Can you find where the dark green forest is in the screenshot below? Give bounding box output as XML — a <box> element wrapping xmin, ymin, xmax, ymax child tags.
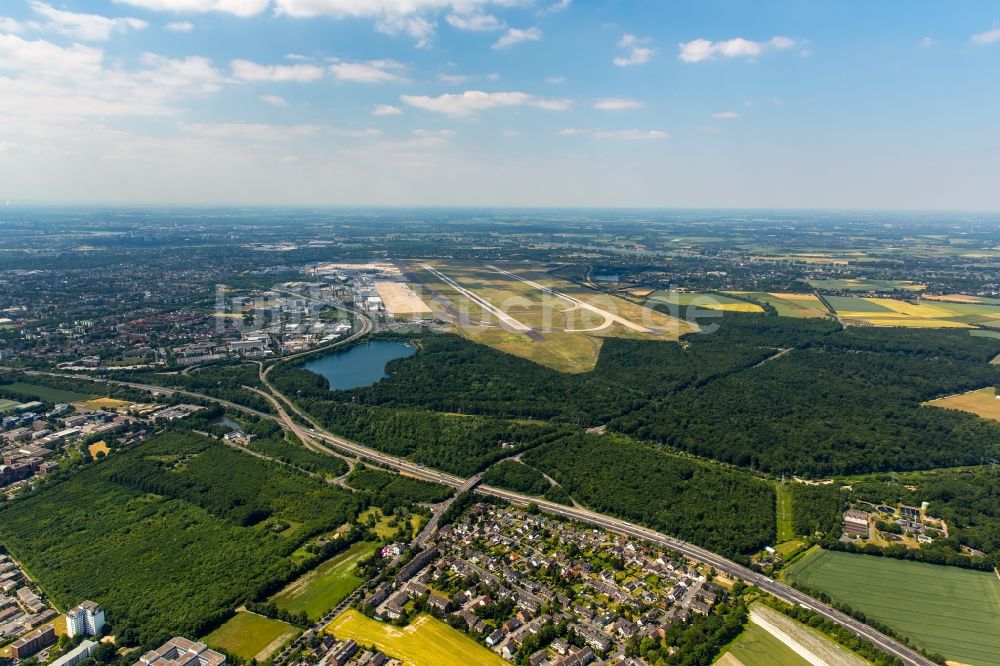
<box><xmin>790</xmin><ymin>484</ymin><xmax>845</xmax><ymax>538</ymax></box>
<box><xmin>273</xmin><ymin>319</ymin><xmax>1000</xmax><ymax>478</ymax></box>
<box><xmin>106</xmin><ymin>431</ymin><xmax>358</xmax><ymax>531</ymax></box>
<box><xmin>263</xmin><ymin>316</ymin><xmax>1000</xmax><ymax>558</ymax></box>
<box><xmin>482</xmin><ymin>460</ymin><xmax>552</xmax><ymax>496</ymax></box>
<box><xmin>0</xmin><ymin>431</ymin><xmax>361</xmax><ymax>648</ymax></box>
<box><xmin>522</xmin><ymin>433</ymin><xmax>776</xmax><ymax>560</ymax></box>
<box><xmin>617</xmin><ymin>339</ymin><xmax>1000</xmax><ymax>475</ymax></box>
<box><xmin>346</xmin><ymin>465</ymin><xmax>453</xmax><ymax>508</ymax></box>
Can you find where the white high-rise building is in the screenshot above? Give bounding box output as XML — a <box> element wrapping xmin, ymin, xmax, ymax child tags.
<box><xmin>66</xmin><ymin>601</ymin><xmax>105</xmax><ymax>638</ymax></box>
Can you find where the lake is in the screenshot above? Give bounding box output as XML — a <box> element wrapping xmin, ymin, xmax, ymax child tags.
<box><xmin>304</xmin><ymin>340</ymin><xmax>416</xmax><ymax>391</ymax></box>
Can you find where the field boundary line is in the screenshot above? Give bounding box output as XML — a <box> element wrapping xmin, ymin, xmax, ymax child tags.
<box><xmin>990</xmin><ymin>568</ymin><xmax>1000</xmax><ymax>611</ymax></box>
<box><xmin>749</xmin><ymin>607</ymin><xmax>827</xmax><ymax>666</ymax></box>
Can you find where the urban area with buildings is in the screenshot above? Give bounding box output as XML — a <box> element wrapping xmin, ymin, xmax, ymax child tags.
<box><xmin>293</xmin><ymin>504</ymin><xmax>725</xmax><ymax>666</ymax></box>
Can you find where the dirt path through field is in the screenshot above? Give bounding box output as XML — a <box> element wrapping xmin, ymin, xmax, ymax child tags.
<box><xmin>750</xmin><ymin>605</ymin><xmax>867</xmax><ymax>666</ymax></box>
<box><xmin>254</xmin><ymin>627</ymin><xmax>298</xmax><ymax>662</ymax></box>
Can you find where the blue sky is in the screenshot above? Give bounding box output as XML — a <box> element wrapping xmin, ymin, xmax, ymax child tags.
<box><xmin>0</xmin><ymin>0</ymin><xmax>998</xmax><ymax>209</ymax></box>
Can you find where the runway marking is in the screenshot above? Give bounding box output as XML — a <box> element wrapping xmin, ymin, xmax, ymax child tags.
<box><xmin>421</xmin><ymin>264</ymin><xmax>533</xmax><ymax>333</ymax></box>
<box><xmin>487</xmin><ymin>265</ymin><xmax>653</xmax><ymax>334</ymax></box>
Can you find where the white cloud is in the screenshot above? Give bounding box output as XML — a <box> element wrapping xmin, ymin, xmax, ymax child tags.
<box><xmin>165</xmin><ymin>21</ymin><xmax>194</xmax><ymax>31</ymax></box>
<box><xmin>373</xmin><ymin>104</ymin><xmax>403</xmax><ymax>116</ymax></box>
<box><xmin>0</xmin><ymin>34</ymin><xmax>224</xmax><ymax>123</ymax></box>
<box><xmin>181</xmin><ymin>122</ymin><xmax>381</xmax><ymax>142</ymax></box>
<box><xmin>594</xmin><ymin>129</ymin><xmax>667</xmax><ymax>140</ymax></box>
<box><xmin>492</xmin><ymin>26</ymin><xmax>541</xmax><ymax>49</ymax></box>
<box><xmin>412</xmin><ymin>128</ymin><xmax>456</xmax><ymax>138</ymax></box>
<box><xmin>31</xmin><ymin>2</ymin><xmax>147</xmax><ymax>41</ymax></box>
<box><xmin>329</xmin><ymin>59</ymin><xmax>404</xmax><ymax>83</ymax></box>
<box><xmin>0</xmin><ymin>33</ymin><xmax>104</xmax><ymax>76</ymax></box>
<box><xmin>613</xmin><ymin>47</ymin><xmax>653</xmax><ymax>66</ymax></box>
<box><xmin>545</xmin><ymin>76</ymin><xmax>567</xmax><ymax>84</ymax></box>
<box><xmin>561</xmin><ymin>128</ymin><xmax>667</xmax><ymax>140</ymax></box>
<box><xmin>137</xmin><ymin>52</ymin><xmax>225</xmax><ymax>92</ymax></box>
<box><xmin>260</xmin><ymin>94</ymin><xmax>288</xmax><ymax>106</ymax></box>
<box><xmin>337</xmin><ymin>128</ymin><xmax>383</xmax><ymax>137</ymax></box>
<box><xmin>113</xmin><ymin>0</ymin><xmax>269</xmax><ymax>17</ymax></box>
<box><xmin>712</xmin><ymin>111</ymin><xmax>739</xmax><ymax>119</ymax></box>
<box><xmin>0</xmin><ymin>17</ymin><xmax>26</xmax><ymax>33</ymax></box>
<box><xmin>182</xmin><ymin>122</ymin><xmax>322</xmax><ymax>141</ymax></box>
<box><xmin>445</xmin><ymin>12</ymin><xmax>503</xmax><ymax>31</ymax></box>
<box><xmin>401</xmin><ymin>90</ymin><xmax>571</xmax><ymax>117</ymax></box>
<box><xmin>769</xmin><ymin>35</ymin><xmax>796</xmax><ymax>49</ymax></box>
<box><xmin>271</xmin><ymin>0</ymin><xmax>537</xmax><ymax>46</ymax></box>
<box><xmin>593</xmin><ymin>98</ymin><xmax>642</xmax><ymax>110</ymax></box>
<box><xmin>438</xmin><ymin>73</ymin><xmax>471</xmax><ymax>85</ymax></box>
<box><xmin>231</xmin><ymin>59</ymin><xmax>325</xmax><ymax>82</ymax></box>
<box><xmin>613</xmin><ymin>34</ymin><xmax>654</xmax><ymax>66</ymax></box>
<box><xmin>678</xmin><ymin>36</ymin><xmax>797</xmax><ymax>63</ymax></box>
<box><xmin>971</xmin><ymin>27</ymin><xmax>1000</xmax><ymax>44</ymax></box>
<box><xmin>540</xmin><ymin>0</ymin><xmax>570</xmax><ymax>14</ymax></box>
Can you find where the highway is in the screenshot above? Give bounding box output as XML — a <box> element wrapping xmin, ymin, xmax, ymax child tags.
<box><xmin>10</xmin><ymin>370</ymin><xmax>933</xmax><ymax>665</ymax></box>
<box><xmin>5</xmin><ymin>306</ymin><xmax>935</xmax><ymax>666</ymax></box>
<box><xmin>246</xmin><ymin>385</ymin><xmax>935</xmax><ymax>666</ymax></box>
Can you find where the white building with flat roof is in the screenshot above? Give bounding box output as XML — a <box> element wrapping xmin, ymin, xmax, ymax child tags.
<box><xmin>134</xmin><ymin>637</ymin><xmax>225</xmax><ymax>666</ymax></box>
<box><xmin>50</xmin><ymin>640</ymin><xmax>97</xmax><ymax>666</ymax></box>
<box><xmin>66</xmin><ymin>601</ymin><xmax>105</xmax><ymax>638</ymax></box>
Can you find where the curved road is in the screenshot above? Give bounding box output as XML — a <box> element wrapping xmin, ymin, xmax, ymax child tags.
<box><xmin>10</xmin><ymin>300</ymin><xmax>934</xmax><ymax>666</ymax></box>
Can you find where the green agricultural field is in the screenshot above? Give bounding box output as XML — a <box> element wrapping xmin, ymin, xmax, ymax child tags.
<box><xmin>730</xmin><ymin>292</ymin><xmax>830</xmax><ymax>318</ymax></box>
<box><xmin>0</xmin><ymin>382</ymin><xmax>94</xmax><ymax>403</ymax></box>
<box><xmin>327</xmin><ymin>610</ymin><xmax>507</xmax><ymax>666</ymax></box>
<box><xmin>204</xmin><ymin>612</ymin><xmax>298</xmax><ymax>661</ymax></box>
<box><xmin>807</xmin><ymin>278</ymin><xmax>925</xmax><ymax>292</ymax></box>
<box><xmin>717</xmin><ymin>620</ymin><xmax>809</xmax><ymax>666</ymax></box>
<box><xmin>783</xmin><ymin>549</ymin><xmax>1000</xmax><ymax>665</ymax></box>
<box><xmin>823</xmin><ymin>296</ymin><xmax>894</xmax><ymax>313</ymax></box>
<box><xmin>271</xmin><ymin>541</ymin><xmax>378</xmax><ymax>621</ymax></box>
<box><xmin>827</xmin><ymin>296</ymin><xmax>1000</xmax><ymax>329</ymax></box>
<box><xmin>648</xmin><ymin>290</ymin><xmax>763</xmax><ymax>313</ymax></box>
<box><xmin>0</xmin><ymin>398</ymin><xmax>20</xmax><ymax>413</ymax></box>
<box><xmin>775</xmin><ymin>483</ymin><xmax>794</xmax><ymax>542</ymax></box>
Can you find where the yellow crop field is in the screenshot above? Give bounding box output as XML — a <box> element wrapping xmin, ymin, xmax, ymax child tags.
<box><xmin>874</xmin><ymin>299</ymin><xmax>954</xmax><ymax>316</ymax></box>
<box><xmin>925</xmin><ymin>387</ymin><xmax>1000</xmax><ymax>422</ymax></box>
<box><xmin>79</xmin><ymin>397</ymin><xmax>131</xmax><ymax>411</ymax></box>
<box><xmin>88</xmin><ymin>441</ymin><xmax>110</xmax><ymax>457</ymax></box>
<box><xmin>326</xmin><ymin>610</ymin><xmax>507</xmax><ymax>666</ymax></box>
<box><xmin>924</xmin><ymin>294</ymin><xmax>998</xmax><ymax>304</ymax></box>
<box><xmin>829</xmin><ymin>296</ymin><xmax>988</xmax><ymax>329</ymax></box>
<box><xmin>412</xmin><ymin>262</ymin><xmax>696</xmax><ymax>373</ymax></box>
<box><xmin>649</xmin><ymin>290</ymin><xmax>763</xmax><ymax>313</ymax></box>
<box><xmin>728</xmin><ymin>292</ymin><xmax>829</xmax><ymax>318</ymax></box>
<box><xmin>858</xmin><ymin>318</ymin><xmax>970</xmax><ymax>328</ymax></box>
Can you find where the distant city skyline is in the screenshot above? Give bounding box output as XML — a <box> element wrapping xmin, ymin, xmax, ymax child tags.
<box><xmin>0</xmin><ymin>1</ymin><xmax>998</xmax><ymax>210</ymax></box>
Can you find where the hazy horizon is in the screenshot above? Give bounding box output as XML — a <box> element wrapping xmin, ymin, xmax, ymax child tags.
<box><xmin>1</xmin><ymin>1</ymin><xmax>998</xmax><ymax>209</ymax></box>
